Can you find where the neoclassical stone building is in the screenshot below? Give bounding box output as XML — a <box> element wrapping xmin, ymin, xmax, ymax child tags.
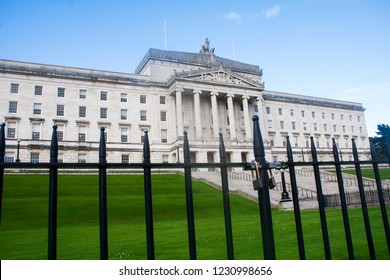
<box><xmin>0</xmin><ymin>46</ymin><xmax>369</xmax><ymax>164</ymax></box>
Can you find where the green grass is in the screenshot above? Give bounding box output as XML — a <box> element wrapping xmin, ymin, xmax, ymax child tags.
<box><xmin>0</xmin><ymin>174</ymin><xmax>389</xmax><ymax>260</ymax></box>
<box><xmin>336</xmin><ymin>168</ymin><xmax>390</xmax><ymax>180</ymax></box>
<box><xmin>326</xmin><ymin>167</ymin><xmax>390</xmax><ymax>180</ymax></box>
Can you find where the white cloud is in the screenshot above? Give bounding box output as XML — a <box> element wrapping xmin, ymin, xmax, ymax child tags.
<box><xmin>225</xmin><ymin>12</ymin><xmax>240</xmax><ymax>21</ymax></box>
<box><xmin>264</xmin><ymin>5</ymin><xmax>281</xmax><ymax>19</ymax></box>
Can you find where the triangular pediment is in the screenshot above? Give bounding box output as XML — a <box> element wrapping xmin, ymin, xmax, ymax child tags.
<box><xmin>173</xmin><ymin>68</ymin><xmax>262</xmax><ymax>88</ymax></box>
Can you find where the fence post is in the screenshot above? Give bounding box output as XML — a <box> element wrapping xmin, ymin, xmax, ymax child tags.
<box><xmin>332</xmin><ymin>139</ymin><xmax>355</xmax><ymax>259</ymax></box>
<box><xmin>252</xmin><ymin>116</ymin><xmax>276</xmax><ymax>260</ymax></box>
<box><xmin>0</xmin><ymin>123</ymin><xmax>5</xmax><ymax>224</ymax></box>
<box><xmin>310</xmin><ymin>137</ymin><xmax>331</xmax><ymax>259</ymax></box>
<box><xmin>370</xmin><ymin>140</ymin><xmax>390</xmax><ymax>253</ymax></box>
<box><xmin>99</xmin><ymin>128</ymin><xmax>108</xmax><ymax>260</ymax></box>
<box><xmin>143</xmin><ymin>131</ymin><xmax>155</xmax><ymax>260</ymax></box>
<box><xmin>286</xmin><ymin>136</ymin><xmax>306</xmax><ymax>260</ymax></box>
<box><xmin>219</xmin><ymin>133</ymin><xmax>234</xmax><ymax>260</ymax></box>
<box><xmin>352</xmin><ymin>139</ymin><xmax>376</xmax><ymax>259</ymax></box>
<box><xmin>48</xmin><ymin>125</ymin><xmax>58</xmax><ymax>260</ymax></box>
<box><xmin>183</xmin><ymin>132</ymin><xmax>197</xmax><ymax>260</ymax></box>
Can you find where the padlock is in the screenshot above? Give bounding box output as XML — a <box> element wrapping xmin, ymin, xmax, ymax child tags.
<box><xmin>268</xmin><ymin>169</ymin><xmax>276</xmax><ymax>189</ymax></box>
<box><xmin>251</xmin><ymin>161</ymin><xmax>263</xmax><ymax>190</ymax></box>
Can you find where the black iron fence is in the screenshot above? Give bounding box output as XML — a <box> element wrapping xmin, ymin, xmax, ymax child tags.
<box><xmin>0</xmin><ymin>117</ymin><xmax>389</xmax><ymax>260</ymax></box>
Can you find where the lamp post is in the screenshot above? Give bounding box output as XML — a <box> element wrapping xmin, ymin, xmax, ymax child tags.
<box><xmin>16</xmin><ymin>138</ymin><xmax>21</xmax><ymax>163</ymax></box>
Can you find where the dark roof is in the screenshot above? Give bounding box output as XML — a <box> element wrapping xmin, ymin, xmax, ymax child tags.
<box><xmin>135</xmin><ymin>48</ymin><xmax>261</xmax><ymax>75</ymax></box>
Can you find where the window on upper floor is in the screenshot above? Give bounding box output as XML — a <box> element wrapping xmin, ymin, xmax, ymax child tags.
<box><xmin>34</xmin><ymin>85</ymin><xmax>43</xmax><ymax>96</ymax></box>
<box><xmin>160</xmin><ymin>95</ymin><xmax>166</xmax><ymax>104</ymax></box>
<box><xmin>100</xmin><ymin>108</ymin><xmax>107</xmax><ymax>119</ymax></box>
<box><xmin>10</xmin><ymin>83</ymin><xmax>19</xmax><ymax>94</ymax></box>
<box><xmin>79</xmin><ymin>106</ymin><xmax>86</xmax><ymax>118</ymax></box>
<box><xmin>100</xmin><ymin>91</ymin><xmax>107</xmax><ymax>101</ymax></box>
<box><xmin>140</xmin><ymin>110</ymin><xmax>147</xmax><ymax>121</ymax></box>
<box><xmin>121</xmin><ymin>93</ymin><xmax>127</xmax><ymax>102</ymax></box>
<box><xmin>140</xmin><ymin>95</ymin><xmax>146</xmax><ymax>104</ymax></box>
<box><xmin>33</xmin><ymin>103</ymin><xmax>42</xmax><ymax>115</ymax></box>
<box><xmin>57</xmin><ymin>87</ymin><xmax>65</xmax><ymax>97</ymax></box>
<box><xmin>79</xmin><ymin>89</ymin><xmax>87</xmax><ymax>99</ymax></box>
<box><xmin>9</xmin><ymin>101</ymin><xmax>18</xmax><ymax>113</ymax></box>
<box><xmin>121</xmin><ymin>109</ymin><xmax>127</xmax><ymax>120</ymax></box>
<box><xmin>57</xmin><ymin>104</ymin><xmax>65</xmax><ymax>116</ymax></box>
<box><xmin>266</xmin><ymin>107</ymin><xmax>271</xmax><ymax>114</ymax></box>
<box><xmin>160</xmin><ymin>111</ymin><xmax>167</xmax><ymax>121</ymax></box>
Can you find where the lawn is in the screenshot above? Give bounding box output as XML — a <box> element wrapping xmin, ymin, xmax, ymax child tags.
<box><xmin>338</xmin><ymin>167</ymin><xmax>390</xmax><ymax>180</ymax></box>
<box><xmin>0</xmin><ymin>174</ymin><xmax>389</xmax><ymax>260</ymax></box>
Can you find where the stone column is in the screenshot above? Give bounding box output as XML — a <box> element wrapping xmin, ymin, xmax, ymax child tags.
<box><xmin>175</xmin><ymin>87</ymin><xmax>184</xmax><ymax>138</ymax></box>
<box><xmin>256</xmin><ymin>97</ymin><xmax>267</xmax><ymax>137</ymax></box>
<box><xmin>193</xmin><ymin>89</ymin><xmax>203</xmax><ymax>140</ymax></box>
<box><xmin>242</xmin><ymin>95</ymin><xmax>252</xmax><ymax>141</ymax></box>
<box><xmin>226</xmin><ymin>93</ymin><xmax>237</xmax><ymax>140</ymax></box>
<box><xmin>210</xmin><ymin>91</ymin><xmax>220</xmax><ymax>139</ymax></box>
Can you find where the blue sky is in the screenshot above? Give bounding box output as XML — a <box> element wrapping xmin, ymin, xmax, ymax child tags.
<box><xmin>0</xmin><ymin>0</ymin><xmax>389</xmax><ymax>137</ymax></box>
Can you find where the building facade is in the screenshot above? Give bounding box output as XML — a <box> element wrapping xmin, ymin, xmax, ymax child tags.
<box><xmin>0</xmin><ymin>47</ymin><xmax>369</xmax><ymax>165</ymax></box>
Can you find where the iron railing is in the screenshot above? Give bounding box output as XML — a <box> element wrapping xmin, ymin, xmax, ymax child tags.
<box><xmin>0</xmin><ymin>117</ymin><xmax>389</xmax><ymax>260</ymax></box>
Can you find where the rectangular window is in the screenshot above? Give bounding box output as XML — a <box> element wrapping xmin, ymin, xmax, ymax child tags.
<box><xmin>140</xmin><ymin>110</ymin><xmax>147</xmax><ymax>121</ymax></box>
<box><xmin>278</xmin><ymin>108</ymin><xmax>283</xmax><ymax>115</ymax></box>
<box><xmin>267</xmin><ymin>120</ymin><xmax>272</xmax><ymax>128</ymax></box>
<box><xmin>79</xmin><ymin>106</ymin><xmax>86</xmax><ymax>118</ymax></box>
<box><xmin>78</xmin><ymin>154</ymin><xmax>86</xmax><ymax>163</ymax></box>
<box><xmin>7</xmin><ymin>122</ymin><xmax>16</xmax><ymax>139</ymax></box>
<box><xmin>292</xmin><ymin>122</ymin><xmax>296</xmax><ymax>130</ymax></box>
<box><xmin>280</xmin><ymin>121</ymin><xmax>285</xmax><ymax>129</ymax></box>
<box><xmin>341</xmin><ymin>114</ymin><xmax>344</xmax><ymax>121</ymax></box>
<box><xmin>100</xmin><ymin>91</ymin><xmax>107</xmax><ymax>101</ymax></box>
<box><xmin>266</xmin><ymin>107</ymin><xmax>270</xmax><ymax>114</ymax></box>
<box><xmin>140</xmin><ymin>95</ymin><xmax>146</xmax><ymax>104</ymax></box>
<box><xmin>121</xmin><ymin>154</ymin><xmax>129</xmax><ymax>164</ymax></box>
<box><xmin>121</xmin><ymin>128</ymin><xmax>128</xmax><ymax>143</ymax></box>
<box><xmin>160</xmin><ymin>111</ymin><xmax>167</xmax><ymax>121</ymax></box>
<box><xmin>10</xmin><ymin>83</ymin><xmax>19</xmax><ymax>94</ymax></box>
<box><xmin>161</xmin><ymin>129</ymin><xmax>167</xmax><ymax>143</ymax></box>
<box><xmin>254</xmin><ymin>104</ymin><xmax>258</xmax><ymax>113</ymax></box>
<box><xmin>5</xmin><ymin>152</ymin><xmax>15</xmax><ymax>163</ymax></box>
<box><xmin>78</xmin><ymin>126</ymin><xmax>86</xmax><ymax>142</ymax></box>
<box><xmin>269</xmin><ymin>135</ymin><xmax>274</xmax><ymax>147</ymax></box>
<box><xmin>351</xmin><ymin>126</ymin><xmax>354</xmax><ymax>133</ymax></box>
<box><xmin>30</xmin><ymin>153</ymin><xmax>40</xmax><ymax>163</ymax></box>
<box><xmin>331</xmin><ymin>113</ymin><xmax>335</xmax><ymax>120</ymax></box>
<box><xmin>322</xmin><ymin>112</ymin><xmax>325</xmax><ymax>119</ymax></box>
<box><xmin>79</xmin><ymin>89</ymin><xmax>87</xmax><ymax>99</ymax></box>
<box><xmin>314</xmin><ymin>123</ymin><xmax>318</xmax><ymax>132</ymax></box>
<box><xmin>58</xmin><ymin>153</ymin><xmax>64</xmax><ymax>163</ymax></box>
<box><xmin>57</xmin><ymin>104</ymin><xmax>64</xmax><ymax>116</ymax></box>
<box><xmin>100</xmin><ymin>108</ymin><xmax>107</xmax><ymax>119</ymax></box>
<box><xmin>34</xmin><ymin>85</ymin><xmax>43</xmax><ymax>96</ymax></box>
<box><xmin>57</xmin><ymin>125</ymin><xmax>64</xmax><ymax>141</ymax></box>
<box><xmin>312</xmin><ymin>112</ymin><xmax>316</xmax><ymax>118</ymax></box>
<box><xmin>324</xmin><ymin>124</ymin><xmax>328</xmax><ymax>132</ymax></box>
<box><xmin>121</xmin><ymin>109</ymin><xmax>127</xmax><ymax>120</ymax></box>
<box><xmin>333</xmin><ymin>125</ymin><xmax>337</xmax><ymax>132</ymax></box>
<box><xmin>290</xmin><ymin>109</ymin><xmax>294</xmax><ymax>116</ymax></box>
<box><xmin>9</xmin><ymin>101</ymin><xmax>18</xmax><ymax>113</ymax></box>
<box><xmin>33</xmin><ymin>103</ymin><xmax>42</xmax><ymax>115</ymax></box>
<box><xmin>121</xmin><ymin>93</ymin><xmax>127</xmax><ymax>102</ymax></box>
<box><xmin>358</xmin><ymin>116</ymin><xmax>361</xmax><ymax>122</ymax></box>
<box><xmin>343</xmin><ymin>125</ymin><xmax>346</xmax><ymax>133</ymax></box>
<box><xmin>349</xmin><ymin>115</ymin><xmax>352</xmax><ymax>121</ymax></box>
<box><xmin>160</xmin><ymin>96</ymin><xmax>166</xmax><ymax>104</ymax></box>
<box><xmin>162</xmin><ymin>155</ymin><xmax>169</xmax><ymax>163</ymax></box>
<box><xmin>301</xmin><ymin>110</ymin><xmax>305</xmax><ymax>117</ymax></box>
<box><xmin>32</xmin><ymin>123</ymin><xmax>40</xmax><ymax>140</ymax></box>
<box><xmin>57</xmin><ymin>87</ymin><xmax>65</xmax><ymax>97</ymax></box>
<box><xmin>303</xmin><ymin>122</ymin><xmax>307</xmax><ymax>131</ymax></box>
<box><xmin>359</xmin><ymin>127</ymin><xmax>363</xmax><ymax>134</ymax></box>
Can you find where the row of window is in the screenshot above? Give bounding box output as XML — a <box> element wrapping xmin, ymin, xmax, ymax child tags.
<box><xmin>9</xmin><ymin>83</ymin><xmax>167</xmax><ymax>104</ymax></box>
<box><xmin>8</xmin><ymin>101</ymin><xmax>167</xmax><ymax>121</ymax></box>
<box><xmin>4</xmin><ymin>152</ymin><xmax>170</xmax><ymax>164</ymax></box>
<box><xmin>266</xmin><ymin>106</ymin><xmax>362</xmax><ymax>123</ymax></box>
<box><xmin>268</xmin><ymin>134</ymin><xmax>366</xmax><ymax>149</ymax></box>
<box><xmin>267</xmin><ymin>120</ymin><xmax>364</xmax><ymax>134</ymax></box>
<box><xmin>6</xmin><ymin>122</ymin><xmax>168</xmax><ymax>144</ymax></box>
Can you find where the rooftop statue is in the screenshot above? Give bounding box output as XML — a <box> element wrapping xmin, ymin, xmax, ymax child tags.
<box><xmin>199</xmin><ymin>37</ymin><xmax>215</xmax><ymax>54</ymax></box>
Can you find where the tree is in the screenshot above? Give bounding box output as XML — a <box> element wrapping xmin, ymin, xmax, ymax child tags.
<box><xmin>370</xmin><ymin>124</ymin><xmax>390</xmax><ymax>160</ymax></box>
